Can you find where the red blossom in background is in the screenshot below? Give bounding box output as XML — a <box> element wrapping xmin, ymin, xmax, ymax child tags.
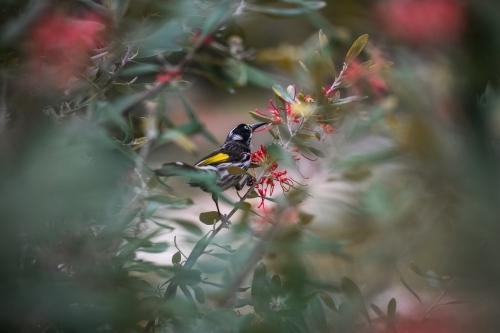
<box><xmin>344</xmin><ymin>60</ymin><xmax>388</xmax><ymax>98</ymax></box>
<box><xmin>25</xmin><ymin>10</ymin><xmax>106</xmax><ymax>86</ymax></box>
<box><xmin>377</xmin><ymin>0</ymin><xmax>466</xmax><ymax>45</ymax></box>
<box><xmin>156</xmin><ymin>69</ymin><xmax>181</xmax><ymax>83</ymax></box>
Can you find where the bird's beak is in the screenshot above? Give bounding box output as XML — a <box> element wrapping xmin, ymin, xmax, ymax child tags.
<box><xmin>250</xmin><ymin>122</ymin><xmax>268</xmax><ymax>131</ymax></box>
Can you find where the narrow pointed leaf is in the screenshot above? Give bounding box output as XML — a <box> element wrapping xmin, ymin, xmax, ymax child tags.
<box><xmin>345</xmin><ymin>34</ymin><xmax>368</xmax><ymax>65</ymax></box>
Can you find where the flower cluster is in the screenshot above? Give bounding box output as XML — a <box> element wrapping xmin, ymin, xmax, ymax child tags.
<box><xmin>25</xmin><ymin>10</ymin><xmax>106</xmax><ymax>86</ymax></box>
<box><xmin>250</xmin><ymin>145</ymin><xmax>301</xmax><ymax>208</ymax></box>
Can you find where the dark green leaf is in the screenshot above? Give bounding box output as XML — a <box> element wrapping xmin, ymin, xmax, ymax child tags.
<box><xmin>191</xmin><ymin>285</ymin><xmax>206</xmax><ymax>304</ymax></box>
<box><xmin>319</xmin><ymin>292</ymin><xmax>337</xmax><ymax>312</ymax></box>
<box><xmin>199</xmin><ymin>211</ymin><xmax>220</xmax><ymax>225</ymax></box>
<box><xmin>185</xmin><ymin>233</ymin><xmax>210</xmax><ymax>269</ymax></box>
<box><xmin>298</xmin><ymin>212</ymin><xmax>314</xmax><ymax>225</ymax></box>
<box><xmin>310</xmin><ymin>296</ymin><xmax>328</xmax><ymax>332</ymax></box>
<box><xmin>370</xmin><ymin>303</ymin><xmax>385</xmax><ymax>318</ymax></box>
<box><xmin>251</xmin><ymin>262</ymin><xmax>270</xmax><ymax>317</ymax></box>
<box><xmin>246</xmin><ymin>2</ymin><xmax>326</xmax><ymax>17</ymax></box>
<box><xmin>307</xmin><ymin>146</ymin><xmax>325</xmax><ymax>158</ymax></box>
<box><xmin>400</xmin><ymin>275</ymin><xmax>425</xmax><ymax>309</ymax></box>
<box><xmin>138</xmin><ymin>242</ymin><xmax>168</xmax><ymax>253</ymax></box>
<box><xmin>272</xmin><ymin>85</ymin><xmax>295</xmax><ymax>103</ymax></box>
<box><xmin>235</xmin><ymin>201</ymin><xmax>251</xmax><ymax>211</ymax></box>
<box><xmin>172</xmin><ymin>251</ymin><xmax>182</xmax><ymax>264</ymax></box>
<box><xmin>170</xmin><ymin>218</ymin><xmax>203</xmax><ymax>236</ymax></box>
<box><xmin>212</xmin><ymin>243</ymin><xmax>237</xmax><ymax>253</ymax></box>
<box><xmin>341</xmin><ymin>277</ymin><xmax>371</xmax><ymax>325</ymax></box>
<box><xmin>345</xmin><ymin>34</ymin><xmax>368</xmax><ymax>65</ymax></box>
<box><xmin>386</xmin><ymin>298</ymin><xmax>397</xmax><ymax>331</ymax></box>
<box><xmin>227</xmin><ymin>166</ymin><xmax>253</xmax><ymax>177</ymax></box>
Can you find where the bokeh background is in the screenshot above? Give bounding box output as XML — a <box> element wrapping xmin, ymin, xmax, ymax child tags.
<box><xmin>1</xmin><ymin>0</ymin><xmax>500</xmax><ymax>332</ymax></box>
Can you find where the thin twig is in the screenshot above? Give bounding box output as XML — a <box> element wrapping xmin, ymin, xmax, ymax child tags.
<box><xmin>99</xmin><ymin>45</ymin><xmax>134</xmax><ymax>100</ymax></box>
<box><xmin>174</xmin><ymin>236</ymin><xmax>188</xmax><ymax>259</ymax></box>
<box><xmin>0</xmin><ymin>72</ymin><xmax>8</xmax><ymax>132</ymax></box>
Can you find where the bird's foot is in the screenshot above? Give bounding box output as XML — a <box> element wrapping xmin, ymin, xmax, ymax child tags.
<box><xmin>220</xmin><ymin>214</ymin><xmax>232</xmax><ymax>229</ymax></box>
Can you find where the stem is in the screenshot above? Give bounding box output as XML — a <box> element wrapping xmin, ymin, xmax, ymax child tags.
<box><xmin>326</xmin><ymin>62</ymin><xmax>348</xmax><ymax>95</ymax></box>
<box><xmin>421</xmin><ymin>289</ymin><xmax>446</xmax><ymax>321</ymax></box>
<box><xmin>99</xmin><ymin>45</ymin><xmax>134</xmax><ymax>100</ymax></box>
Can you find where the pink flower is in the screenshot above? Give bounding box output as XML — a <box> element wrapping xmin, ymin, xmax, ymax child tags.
<box><xmin>25</xmin><ymin>9</ymin><xmax>106</xmax><ymax>86</ymax></box>
<box><xmin>377</xmin><ymin>0</ymin><xmax>466</xmax><ymax>45</ymax></box>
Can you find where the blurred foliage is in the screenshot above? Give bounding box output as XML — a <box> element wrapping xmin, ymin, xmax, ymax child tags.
<box><xmin>1</xmin><ymin>0</ymin><xmax>500</xmax><ymax>333</ymax></box>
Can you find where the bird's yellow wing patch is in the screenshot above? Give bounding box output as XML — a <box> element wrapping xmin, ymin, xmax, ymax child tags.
<box><xmin>196</xmin><ymin>153</ymin><xmax>230</xmax><ymax>166</ymax></box>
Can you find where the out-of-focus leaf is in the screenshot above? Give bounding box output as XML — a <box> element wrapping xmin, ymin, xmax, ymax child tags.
<box><xmin>271</xmin><ymin>274</ymin><xmax>282</xmax><ymax>298</ymax></box>
<box><xmin>172</xmin><ymin>251</ymin><xmax>182</xmax><ymax>264</ymax></box>
<box><xmin>245</xmin><ymin>64</ymin><xmax>279</xmax><ymax>88</ymax></box>
<box><xmin>341</xmin><ymin>277</ymin><xmax>371</xmax><ymax>325</ymax></box>
<box><xmin>307</xmin><ymin>146</ymin><xmax>325</xmax><ymax>158</ymax></box>
<box><xmin>121</xmin><ymin>63</ymin><xmax>164</xmax><ymax>76</ymax></box>
<box><xmin>212</xmin><ymin>243</ymin><xmax>237</xmax><ymax>253</ymax></box>
<box><xmin>400</xmin><ymin>275</ymin><xmax>425</xmax><ymax>309</ymax></box>
<box><xmin>386</xmin><ymin>298</ymin><xmax>397</xmax><ymax>331</ymax></box>
<box><xmin>138</xmin><ymin>241</ymin><xmax>168</xmax><ymax>253</ymax></box>
<box><xmin>371</xmin><ymin>303</ymin><xmax>385</xmax><ymax>318</ymax></box>
<box><xmin>185</xmin><ymin>233</ymin><xmax>210</xmax><ymax>269</ymax></box>
<box><xmin>235</xmin><ymin>201</ymin><xmax>251</xmax><ymax>211</ymax></box>
<box><xmin>249</xmin><ymin>111</ymin><xmax>273</xmax><ymax>123</ymax></box>
<box><xmin>345</xmin><ymin>34</ymin><xmax>368</xmax><ymax>65</ymax></box>
<box><xmin>272</xmin><ymin>85</ymin><xmax>295</xmax><ymax>103</ymax></box>
<box><xmin>169</xmin><ymin>219</ymin><xmax>203</xmax><ymax>236</ymax></box>
<box><xmin>227</xmin><ymin>166</ymin><xmax>253</xmax><ymax>177</ymax></box>
<box><xmin>251</xmin><ymin>262</ymin><xmax>270</xmax><ymax>318</ymax></box>
<box><xmin>200</xmin><ymin>0</ymin><xmax>231</xmax><ymax>40</ymax></box>
<box><xmin>191</xmin><ymin>285</ymin><xmax>206</xmax><ymax>304</ymax></box>
<box><xmin>175</xmin><ymin>269</ymin><xmax>202</xmax><ymax>285</ymax></box>
<box><xmin>234</xmin><ymin>298</ymin><xmax>252</xmax><ymax>308</ymax></box>
<box><xmin>246</xmin><ymin>1</ymin><xmax>326</xmax><ymax>17</ymax></box>
<box><xmin>319</xmin><ymin>292</ymin><xmax>337</xmax><ymax>312</ymax></box>
<box><xmin>298</xmin><ymin>212</ymin><xmax>314</xmax><ymax>225</ymax></box>
<box><xmin>309</xmin><ymin>295</ymin><xmax>328</xmax><ymax>332</ymax></box>
<box><xmin>207</xmin><ymin>253</ymin><xmax>233</xmax><ymax>261</ymax></box>
<box><xmin>199</xmin><ymin>211</ymin><xmax>220</xmax><ymax>225</ymax></box>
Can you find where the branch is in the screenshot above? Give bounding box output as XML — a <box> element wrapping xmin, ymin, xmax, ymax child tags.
<box><xmin>99</xmin><ymin>45</ymin><xmax>134</xmax><ymax>100</ymax></box>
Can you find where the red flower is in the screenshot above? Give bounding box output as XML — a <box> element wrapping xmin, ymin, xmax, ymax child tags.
<box><xmin>254</xmin><ymin>86</ymin><xmax>302</xmax><ymax>125</ymax></box>
<box><xmin>156</xmin><ymin>69</ymin><xmax>181</xmax><ymax>83</ymax></box>
<box><xmin>377</xmin><ymin>0</ymin><xmax>466</xmax><ymax>45</ymax></box>
<box><xmin>25</xmin><ymin>9</ymin><xmax>106</xmax><ymax>86</ymax></box>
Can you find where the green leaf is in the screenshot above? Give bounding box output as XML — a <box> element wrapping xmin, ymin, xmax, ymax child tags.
<box><xmin>199</xmin><ymin>211</ymin><xmax>220</xmax><ymax>225</ymax></box>
<box><xmin>319</xmin><ymin>292</ymin><xmax>337</xmax><ymax>312</ymax></box>
<box><xmin>298</xmin><ymin>211</ymin><xmax>314</xmax><ymax>226</ymax></box>
<box><xmin>212</xmin><ymin>243</ymin><xmax>237</xmax><ymax>253</ymax></box>
<box><xmin>345</xmin><ymin>34</ymin><xmax>368</xmax><ymax>65</ymax></box>
<box><xmin>246</xmin><ymin>1</ymin><xmax>326</xmax><ymax>17</ymax></box>
<box><xmin>307</xmin><ymin>146</ymin><xmax>325</xmax><ymax>158</ymax></box>
<box><xmin>271</xmin><ymin>274</ymin><xmax>282</xmax><ymax>298</ymax></box>
<box><xmin>200</xmin><ymin>0</ymin><xmax>231</xmax><ymax>40</ymax></box>
<box><xmin>191</xmin><ymin>285</ymin><xmax>206</xmax><ymax>304</ymax></box>
<box><xmin>309</xmin><ymin>296</ymin><xmax>328</xmax><ymax>332</ymax></box>
<box><xmin>170</xmin><ymin>218</ymin><xmax>203</xmax><ymax>236</ymax></box>
<box><xmin>400</xmin><ymin>275</ymin><xmax>425</xmax><ymax>309</ymax></box>
<box><xmin>172</xmin><ymin>251</ymin><xmax>182</xmax><ymax>264</ymax></box>
<box><xmin>121</xmin><ymin>63</ymin><xmax>163</xmax><ymax>76</ymax></box>
<box><xmin>341</xmin><ymin>277</ymin><xmax>371</xmax><ymax>325</ymax></box>
<box><xmin>138</xmin><ymin>242</ymin><xmax>168</xmax><ymax>253</ymax></box>
<box><xmin>227</xmin><ymin>166</ymin><xmax>253</xmax><ymax>177</ymax></box>
<box><xmin>251</xmin><ymin>262</ymin><xmax>271</xmax><ymax>318</ymax></box>
<box><xmin>248</xmin><ymin>111</ymin><xmax>273</xmax><ymax>123</ymax></box>
<box><xmin>370</xmin><ymin>303</ymin><xmax>385</xmax><ymax>318</ymax></box>
<box><xmin>235</xmin><ymin>201</ymin><xmax>251</xmax><ymax>211</ymax></box>
<box><xmin>245</xmin><ymin>64</ymin><xmax>279</xmax><ymax>88</ymax></box>
<box><xmin>184</xmin><ymin>233</ymin><xmax>210</xmax><ymax>269</ymax></box>
<box><xmin>272</xmin><ymin>85</ymin><xmax>295</xmax><ymax>103</ymax></box>
<box><xmin>386</xmin><ymin>298</ymin><xmax>397</xmax><ymax>331</ymax></box>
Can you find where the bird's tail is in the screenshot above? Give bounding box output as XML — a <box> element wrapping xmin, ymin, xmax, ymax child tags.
<box><xmin>154</xmin><ymin>162</ymin><xmax>216</xmax><ymax>189</ymax></box>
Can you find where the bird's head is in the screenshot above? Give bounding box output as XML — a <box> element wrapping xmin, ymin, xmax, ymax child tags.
<box><xmin>226</xmin><ymin>122</ymin><xmax>267</xmax><ymax>145</ymax></box>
